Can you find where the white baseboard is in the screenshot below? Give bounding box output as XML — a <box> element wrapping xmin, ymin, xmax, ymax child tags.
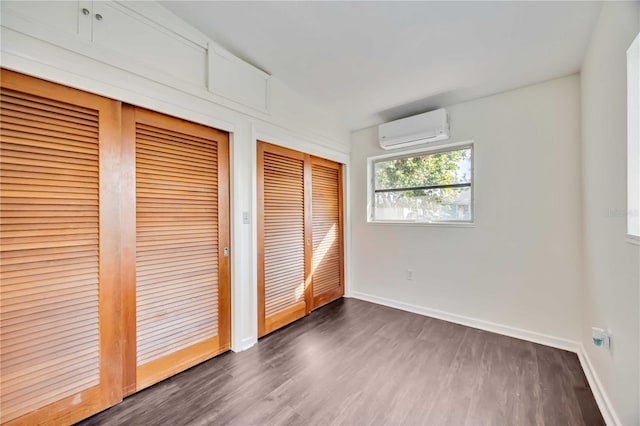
<box><xmin>349</xmin><ymin>291</ymin><xmax>580</xmax><ymax>352</ymax></box>
<box><xmin>232</xmin><ymin>336</ymin><xmax>257</xmax><ymax>353</ymax></box>
<box><xmin>577</xmin><ymin>345</ymin><xmax>620</xmax><ymax>426</ymax></box>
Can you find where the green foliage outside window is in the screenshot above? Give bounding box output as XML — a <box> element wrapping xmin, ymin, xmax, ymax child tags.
<box><xmin>372</xmin><ymin>147</ymin><xmax>472</xmax><ymax>221</ymax></box>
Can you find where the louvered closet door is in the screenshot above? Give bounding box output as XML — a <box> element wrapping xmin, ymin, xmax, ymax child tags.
<box><xmin>310</xmin><ymin>157</ymin><xmax>344</xmax><ymax>309</ymax></box>
<box><xmin>0</xmin><ymin>70</ymin><xmax>122</xmax><ymax>424</ymax></box>
<box><xmin>257</xmin><ymin>142</ymin><xmax>310</xmax><ymax>337</ymax></box>
<box><xmin>126</xmin><ymin>107</ymin><xmax>230</xmax><ymax>392</ymax></box>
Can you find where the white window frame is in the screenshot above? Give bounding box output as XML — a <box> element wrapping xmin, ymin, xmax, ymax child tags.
<box><xmin>627</xmin><ymin>32</ymin><xmax>640</xmax><ymax>245</ymax></box>
<box><xmin>367</xmin><ymin>141</ymin><xmax>475</xmax><ymax>226</ymax></box>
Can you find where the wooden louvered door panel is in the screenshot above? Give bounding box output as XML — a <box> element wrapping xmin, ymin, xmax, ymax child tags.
<box><xmin>126</xmin><ymin>107</ymin><xmax>230</xmax><ymax>392</ymax></box>
<box><xmin>310</xmin><ymin>157</ymin><xmax>344</xmax><ymax>309</ymax></box>
<box><xmin>257</xmin><ymin>142</ymin><xmax>310</xmax><ymax>337</ymax></box>
<box><xmin>0</xmin><ymin>70</ymin><xmax>122</xmax><ymax>424</ymax></box>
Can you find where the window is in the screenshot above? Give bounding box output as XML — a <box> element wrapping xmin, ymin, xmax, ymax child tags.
<box><xmin>627</xmin><ymin>32</ymin><xmax>639</xmax><ymax>243</ymax></box>
<box><xmin>369</xmin><ymin>144</ymin><xmax>473</xmax><ymax>223</ymax></box>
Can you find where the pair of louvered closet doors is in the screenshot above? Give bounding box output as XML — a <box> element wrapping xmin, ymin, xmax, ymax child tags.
<box><xmin>257</xmin><ymin>141</ymin><xmax>344</xmax><ymax>337</ymax></box>
<box><xmin>0</xmin><ymin>70</ymin><xmax>229</xmax><ymax>425</ymax></box>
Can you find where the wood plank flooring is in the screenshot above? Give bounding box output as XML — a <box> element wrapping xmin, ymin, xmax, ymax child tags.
<box><xmin>78</xmin><ymin>298</ymin><xmax>604</xmax><ymax>425</ymax></box>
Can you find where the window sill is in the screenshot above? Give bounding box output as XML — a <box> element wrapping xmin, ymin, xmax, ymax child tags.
<box><xmin>625</xmin><ymin>234</ymin><xmax>640</xmax><ymax>246</ymax></box>
<box><xmin>368</xmin><ymin>220</ymin><xmax>475</xmax><ymax>228</ymax></box>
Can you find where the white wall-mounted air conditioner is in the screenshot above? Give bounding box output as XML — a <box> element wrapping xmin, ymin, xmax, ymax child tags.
<box><xmin>378</xmin><ymin>108</ymin><xmax>449</xmax><ymax>150</ymax></box>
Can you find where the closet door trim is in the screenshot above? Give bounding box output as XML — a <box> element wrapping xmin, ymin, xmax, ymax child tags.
<box><xmin>303</xmin><ymin>153</ymin><xmax>313</xmax><ymax>314</ymax></box>
<box><xmin>121</xmin><ymin>104</ymin><xmax>137</xmax><ymax>396</ymax></box>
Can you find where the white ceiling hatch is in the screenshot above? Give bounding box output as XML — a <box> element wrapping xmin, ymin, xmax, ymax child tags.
<box><xmin>160</xmin><ymin>1</ymin><xmax>601</xmax><ymax>131</ymax></box>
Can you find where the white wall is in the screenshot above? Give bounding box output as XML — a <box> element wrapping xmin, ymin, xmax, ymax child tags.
<box><xmin>580</xmin><ymin>2</ymin><xmax>640</xmax><ymax>424</ymax></box>
<box><xmin>350</xmin><ymin>75</ymin><xmax>583</xmax><ymax>346</ymax></box>
<box><xmin>0</xmin><ymin>4</ymin><xmax>351</xmax><ymax>353</ymax></box>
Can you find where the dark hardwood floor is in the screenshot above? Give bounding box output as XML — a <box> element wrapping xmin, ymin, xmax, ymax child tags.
<box><xmin>79</xmin><ymin>298</ymin><xmax>604</xmax><ymax>426</ymax></box>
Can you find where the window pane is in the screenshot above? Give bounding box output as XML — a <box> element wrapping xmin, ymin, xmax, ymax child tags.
<box><xmin>374</xmin><ymin>187</ymin><xmax>471</xmax><ymax>222</ymax></box>
<box><xmin>374</xmin><ymin>147</ymin><xmax>471</xmax><ymax>190</ymax></box>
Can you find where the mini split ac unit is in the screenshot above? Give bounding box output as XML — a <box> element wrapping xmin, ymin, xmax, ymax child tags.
<box><xmin>378</xmin><ymin>108</ymin><xmax>450</xmax><ymax>150</ymax></box>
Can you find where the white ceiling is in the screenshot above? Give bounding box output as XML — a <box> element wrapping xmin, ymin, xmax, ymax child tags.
<box><xmin>161</xmin><ymin>1</ymin><xmax>602</xmax><ymax>131</ymax></box>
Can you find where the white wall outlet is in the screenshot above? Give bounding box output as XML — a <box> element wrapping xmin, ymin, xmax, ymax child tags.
<box><xmin>242</xmin><ymin>211</ymin><xmax>250</xmax><ymax>225</ymax></box>
<box><xmin>592</xmin><ymin>327</ymin><xmax>612</xmax><ymax>351</ymax></box>
<box><xmin>406</xmin><ymin>269</ymin><xmax>414</xmax><ymax>281</ymax></box>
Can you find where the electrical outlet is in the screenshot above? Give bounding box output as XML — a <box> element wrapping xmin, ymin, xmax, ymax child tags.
<box><xmin>242</xmin><ymin>211</ymin><xmax>250</xmax><ymax>225</ymax></box>
<box><xmin>406</xmin><ymin>269</ymin><xmax>414</xmax><ymax>281</ymax></box>
<box><xmin>592</xmin><ymin>327</ymin><xmax>612</xmax><ymax>351</ymax></box>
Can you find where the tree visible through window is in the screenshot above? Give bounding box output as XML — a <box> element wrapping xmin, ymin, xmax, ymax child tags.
<box><xmin>371</xmin><ymin>145</ymin><xmax>473</xmax><ymax>222</ymax></box>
